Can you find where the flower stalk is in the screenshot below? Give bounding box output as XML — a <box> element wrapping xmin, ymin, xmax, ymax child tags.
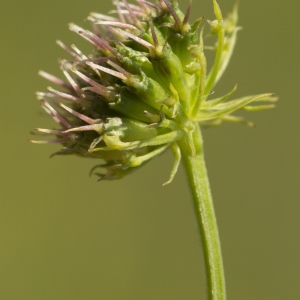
<box><xmin>179</xmin><ymin>123</ymin><xmax>225</xmax><ymax>300</ymax></box>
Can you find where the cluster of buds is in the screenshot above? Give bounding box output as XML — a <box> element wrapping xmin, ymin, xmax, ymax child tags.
<box><xmin>30</xmin><ymin>0</ymin><xmax>276</xmax><ymax>183</ymax></box>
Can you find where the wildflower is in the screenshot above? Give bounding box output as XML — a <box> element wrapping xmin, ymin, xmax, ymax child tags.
<box><xmin>29</xmin><ymin>0</ymin><xmax>275</xmax><ymax>183</ymax></box>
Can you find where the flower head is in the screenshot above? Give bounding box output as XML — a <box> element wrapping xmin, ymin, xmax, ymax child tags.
<box><xmin>29</xmin><ymin>0</ymin><xmax>276</xmax><ymax>183</ymax></box>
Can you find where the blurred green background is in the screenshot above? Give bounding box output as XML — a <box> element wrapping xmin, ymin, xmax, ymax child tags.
<box><xmin>0</xmin><ymin>0</ymin><xmax>299</xmax><ymax>299</ymax></box>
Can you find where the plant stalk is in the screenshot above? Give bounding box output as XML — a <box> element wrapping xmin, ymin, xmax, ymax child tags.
<box><xmin>179</xmin><ymin>123</ymin><xmax>226</xmax><ymax>300</ymax></box>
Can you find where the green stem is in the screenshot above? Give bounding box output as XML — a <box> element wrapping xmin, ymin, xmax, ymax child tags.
<box><xmin>179</xmin><ymin>123</ymin><xmax>226</xmax><ymax>300</ymax></box>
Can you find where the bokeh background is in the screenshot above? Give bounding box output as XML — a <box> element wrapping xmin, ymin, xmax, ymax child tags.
<box><xmin>0</xmin><ymin>0</ymin><xmax>299</xmax><ymax>299</ymax></box>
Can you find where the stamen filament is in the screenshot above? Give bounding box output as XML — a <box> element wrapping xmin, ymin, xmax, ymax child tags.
<box><xmin>58</xmin><ymin>102</ymin><xmax>100</xmax><ymax>124</ymax></box>
<box><xmin>86</xmin><ymin>61</ymin><xmax>127</xmax><ymax>80</ymax></box>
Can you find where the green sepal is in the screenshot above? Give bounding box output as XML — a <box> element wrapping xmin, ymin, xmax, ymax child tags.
<box><xmin>200</xmin><ymin>115</ymin><xmax>255</xmax><ymax>128</ymax></box>
<box><xmin>213</xmin><ymin>0</ymin><xmax>223</xmax><ymax>20</ymax></box>
<box><xmin>191</xmin><ymin>17</ymin><xmax>205</xmax><ymax>33</ymax></box>
<box><xmin>126</xmin><ymin>71</ymin><xmax>174</xmax><ymax>117</ymax></box>
<box><xmin>167</xmin><ymin>30</ymin><xmax>200</xmax><ymax>67</ymax></box>
<box><xmin>163</xmin><ymin>142</ymin><xmax>181</xmax><ymax>186</ymax></box>
<box><xmin>91</xmin><ymin>144</ymin><xmax>169</xmax><ymax>180</ymax></box>
<box><xmin>103</xmin><ymin>118</ymin><xmax>170</xmax><ymax>143</ymax></box>
<box><xmin>242</xmin><ymin>104</ymin><xmax>276</xmax><ymax>111</ymax></box>
<box><xmin>93</xmin><ymin>130</ymin><xmax>183</xmax><ymax>151</ymax></box>
<box><xmin>165</xmin><ymin>12</ymin><xmax>203</xmax><ymax>66</ymax></box>
<box><xmin>115</xmin><ymin>43</ymin><xmax>157</xmax><ymax>79</ymax></box>
<box><xmin>196</xmin><ymin>93</ymin><xmax>274</xmax><ymax>121</ymax></box>
<box><xmin>223</xmin><ymin>1</ymin><xmax>239</xmax><ymax>33</ymax></box>
<box><xmin>150</xmin><ymin>43</ymin><xmax>189</xmax><ymax>103</ymax></box>
<box><xmin>202</xmin><ymin>84</ymin><xmax>238</xmax><ymax>108</ymax></box>
<box><xmin>91</xmin><ymin>161</ymin><xmax>139</xmax><ymax>181</ymax></box>
<box><xmin>125</xmin><ymin>144</ymin><xmax>169</xmax><ymax>167</ymax></box>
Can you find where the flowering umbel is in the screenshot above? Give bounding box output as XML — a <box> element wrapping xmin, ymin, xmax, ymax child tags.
<box><xmin>30</xmin><ymin>0</ymin><xmax>275</xmax><ymax>182</ymax></box>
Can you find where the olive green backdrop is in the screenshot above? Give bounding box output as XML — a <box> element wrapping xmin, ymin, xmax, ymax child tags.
<box><xmin>0</xmin><ymin>0</ymin><xmax>299</xmax><ymax>299</ymax></box>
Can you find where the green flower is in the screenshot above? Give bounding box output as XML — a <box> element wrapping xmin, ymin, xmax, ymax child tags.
<box><xmin>29</xmin><ymin>0</ymin><xmax>275</xmax><ymax>183</ymax></box>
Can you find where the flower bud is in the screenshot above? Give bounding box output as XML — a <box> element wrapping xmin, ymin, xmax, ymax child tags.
<box><xmin>30</xmin><ymin>0</ymin><xmax>275</xmax><ymax>183</ymax></box>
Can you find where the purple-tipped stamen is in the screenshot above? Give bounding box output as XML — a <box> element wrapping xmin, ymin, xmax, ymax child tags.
<box><xmin>109</xmin><ymin>9</ymin><xmax>146</xmax><ymax>18</ymax></box>
<box><xmin>47</xmin><ymin>86</ymin><xmax>81</xmax><ymax>102</ymax></box>
<box><xmin>60</xmin><ymin>62</ymin><xmax>84</xmax><ymax>97</ymax></box>
<box><xmin>107</xmin><ymin>60</ymin><xmax>131</xmax><ymax>78</ymax></box>
<box><xmin>35</xmin><ymin>128</ymin><xmax>67</xmax><ymax>135</ymax></box>
<box><xmin>81</xmin><ymin>87</ymin><xmax>105</xmax><ymax>96</ymax></box>
<box><xmin>38</xmin><ymin>70</ymin><xmax>72</xmax><ymax>91</ymax></box>
<box><xmin>103</xmin><ymin>25</ymin><xmax>128</xmax><ymax>40</ymax></box>
<box><xmin>95</xmin><ymin>21</ymin><xmax>138</xmax><ymax>31</ymax></box>
<box><xmin>71</xmin><ymin>67</ymin><xmax>113</xmax><ymax>97</ymax></box>
<box><xmin>69</xmin><ymin>23</ymin><xmax>117</xmax><ymax>56</ymax></box>
<box><xmin>86</xmin><ymin>61</ymin><xmax>127</xmax><ymax>80</ymax></box>
<box><xmin>135</xmin><ymin>0</ymin><xmax>151</xmax><ymax>15</ymax></box>
<box><xmin>114</xmin><ymin>0</ymin><xmax>126</xmax><ymax>23</ymax></box>
<box><xmin>41</xmin><ymin>100</ymin><xmax>72</xmax><ymax>129</ymax></box>
<box><xmin>81</xmin><ymin>30</ymin><xmax>118</xmax><ymax>57</ymax></box>
<box><xmin>69</xmin><ymin>23</ymin><xmax>98</xmax><ymax>45</ymax></box>
<box><xmin>115</xmin><ymin>0</ymin><xmax>144</xmax><ymax>12</ymax></box>
<box><xmin>70</xmin><ymin>44</ymin><xmax>88</xmax><ymax>60</ymax></box>
<box><xmin>74</xmin><ymin>56</ymin><xmax>116</xmax><ymax>66</ymax></box>
<box><xmin>116</xmin><ymin>28</ymin><xmax>154</xmax><ymax>50</ymax></box>
<box><xmin>183</xmin><ymin>1</ymin><xmax>192</xmax><ymax>26</ymax></box>
<box><xmin>28</xmin><ymin>137</ymin><xmax>70</xmax><ymax>144</ymax></box>
<box><xmin>137</xmin><ymin>0</ymin><xmax>161</xmax><ymax>12</ymax></box>
<box><xmin>122</xmin><ymin>0</ymin><xmax>141</xmax><ymax>28</ymax></box>
<box><xmin>89</xmin><ymin>12</ymin><xmax>119</xmax><ymax>22</ymax></box>
<box><xmin>56</xmin><ymin>40</ymin><xmax>82</xmax><ymax>60</ymax></box>
<box><xmin>91</xmin><ymin>20</ymin><xmax>102</xmax><ymax>37</ymax></box>
<box><xmin>35</xmin><ymin>91</ymin><xmax>56</xmax><ymax>100</ymax></box>
<box><xmin>64</xmin><ymin>124</ymin><xmax>103</xmax><ymax>133</ymax></box>
<box><xmin>149</xmin><ymin>21</ymin><xmax>159</xmax><ymax>49</ymax></box>
<box><xmin>58</xmin><ymin>102</ymin><xmax>100</xmax><ymax>125</ymax></box>
<box><xmin>162</xmin><ymin>0</ymin><xmax>182</xmax><ymax>28</ymax></box>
